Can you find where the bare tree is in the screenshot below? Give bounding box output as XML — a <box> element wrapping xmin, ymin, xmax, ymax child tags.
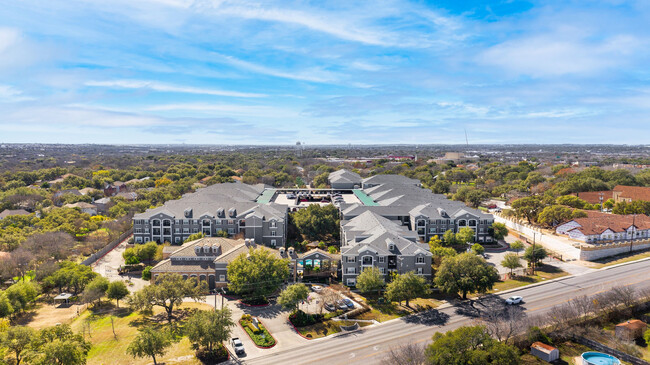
<box><xmin>382</xmin><ymin>342</ymin><xmax>427</xmax><ymax>365</ymax></box>
<box><xmin>570</xmin><ymin>295</ymin><xmax>594</xmax><ymax>319</ymax></box>
<box><xmin>481</xmin><ymin>306</ymin><xmax>526</xmax><ymax>343</ymax></box>
<box><xmin>318</xmin><ymin>288</ymin><xmax>341</xmax><ymax>314</ymax></box>
<box><xmin>611</xmin><ymin>286</ymin><xmax>636</xmax><ymax>311</ymax></box>
<box><xmin>21</xmin><ymin>232</ymin><xmax>73</xmax><ymax>262</ymax></box>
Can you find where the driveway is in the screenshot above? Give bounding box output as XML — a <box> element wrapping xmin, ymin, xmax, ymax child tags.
<box><xmin>91</xmin><ymin>236</ymin><xmax>147</xmax><ymax>292</ymax></box>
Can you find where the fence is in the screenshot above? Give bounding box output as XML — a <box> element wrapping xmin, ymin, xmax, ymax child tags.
<box><xmin>81</xmin><ymin>229</ymin><xmax>133</xmax><ymax>266</ymax></box>
<box><xmin>575</xmin><ymin>336</ymin><xmax>649</xmax><ymax>365</ymax></box>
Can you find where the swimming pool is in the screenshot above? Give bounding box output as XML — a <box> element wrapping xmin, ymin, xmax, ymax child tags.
<box><xmin>581</xmin><ymin>352</ymin><xmax>621</xmax><ymax>365</ymax></box>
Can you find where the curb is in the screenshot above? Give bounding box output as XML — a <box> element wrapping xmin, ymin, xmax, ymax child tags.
<box><xmin>238</xmin><ymin>318</ymin><xmax>277</xmax><ymax>349</ymax></box>
<box><xmin>288</xmin><ymin>318</ymin><xmax>314</xmax><ymax>340</ymax></box>
<box><xmin>238</xmin><ymin>300</ymin><xmax>270</xmax><ymax>308</ymax></box>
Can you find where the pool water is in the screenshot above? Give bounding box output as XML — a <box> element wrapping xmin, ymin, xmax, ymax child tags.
<box><xmin>581</xmin><ymin>352</ymin><xmax>621</xmax><ymax>365</ymax></box>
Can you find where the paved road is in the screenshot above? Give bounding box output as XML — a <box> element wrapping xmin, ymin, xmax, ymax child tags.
<box><xmin>235</xmin><ymin>259</ymin><xmax>650</xmax><ymax>365</ymax></box>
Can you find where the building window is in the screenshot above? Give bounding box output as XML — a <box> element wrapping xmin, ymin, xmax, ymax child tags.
<box><xmin>193</xmin><ymin>228</ymin><xmax>199</xmax><ymax>233</ymax></box>
<box><xmin>347</xmin><ymin>256</ymin><xmax>356</xmax><ymax>263</ymax></box>
<box><xmin>183</xmin><ymin>219</ymin><xmax>189</xmax><ymax>224</ymax></box>
<box><xmin>271</xmin><ymin>231</ymin><xmax>277</xmax><ymax>237</ymax></box>
<box><xmin>346</xmin><ymin>278</ymin><xmax>356</xmax><ymax>286</ymax></box>
<box><xmin>469</xmin><ymin>220</ymin><xmax>477</xmax><ymax>226</ymax></box>
<box><xmin>458</xmin><ymin>220</ymin><xmax>467</xmax><ymax>226</ymax></box>
<box><xmin>416</xmin><ymin>256</ymin><xmax>425</xmax><ymax>264</ymax></box>
<box><xmin>389</xmin><ymin>244</ymin><xmax>395</xmax><ymax>250</ymax></box>
<box><xmin>429</xmin><ymin>228</ymin><xmax>436</xmax><ymax>233</ymax></box>
<box><xmin>219</xmin><ymin>275</ymin><xmax>225</xmax><ymax>282</ymax></box>
<box><xmin>346</xmin><ymin>267</ymin><xmax>356</xmax><ymax>274</ymax></box>
<box><xmin>270</xmin><ymin>221</ymin><xmax>277</xmax><ymax>228</ymax></box>
<box><xmin>270</xmin><ymin>239</ymin><xmax>276</xmax><ymax>247</ymax></box>
<box><xmin>214</xmin><ymin>219</ymin><xmax>221</xmax><ymax>225</ymax></box>
<box><xmin>228</xmin><ymin>220</ymin><xmax>234</xmax><ymax>225</ymax></box>
<box><xmin>379</xmin><ymin>267</ymin><xmax>386</xmax><ymax>274</ymax></box>
<box><xmin>228</xmin><ymin>228</ymin><xmax>234</xmax><ymax>234</ymax></box>
<box><xmin>379</xmin><ymin>256</ymin><xmax>385</xmax><ymax>263</ymax></box>
<box><xmin>416</xmin><ymin>268</ymin><xmax>423</xmax><ymax>275</ymax></box>
<box><xmin>183</xmin><ymin>228</ymin><xmax>189</xmax><ymax>233</ymax></box>
<box><xmin>174</xmin><ymin>228</ymin><xmax>180</xmax><ymax>233</ymax></box>
<box><xmin>135</xmin><ymin>228</ymin><xmax>142</xmax><ymax>233</ymax></box>
<box><xmin>175</xmin><ymin>237</ymin><xmax>180</xmax><ymax>243</ymax></box>
<box><xmin>135</xmin><ymin>237</ymin><xmax>142</xmax><ymax>243</ymax></box>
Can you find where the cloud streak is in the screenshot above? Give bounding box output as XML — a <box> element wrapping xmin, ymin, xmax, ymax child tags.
<box><xmin>85</xmin><ymin>80</ymin><xmax>266</xmax><ymax>98</ymax></box>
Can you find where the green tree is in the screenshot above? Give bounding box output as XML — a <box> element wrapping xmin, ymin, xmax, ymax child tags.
<box><xmin>434</xmin><ymin>253</ymin><xmax>499</xmax><ymax>299</ymax></box>
<box><xmin>291</xmin><ymin>204</ymin><xmax>340</xmax><ymax>241</ymax></box>
<box><xmin>491</xmin><ymin>222</ymin><xmax>508</xmax><ymax>240</ymax></box>
<box><xmin>523</xmin><ymin>245</ymin><xmax>548</xmax><ymax>273</ymax></box>
<box><xmin>142</xmin><ymin>266</ymin><xmax>152</xmax><ymax>280</ymax></box>
<box><xmin>456</xmin><ymin>227</ymin><xmax>475</xmax><ymax>245</ymax></box>
<box><xmin>471</xmin><ymin>243</ymin><xmax>485</xmax><ymax>256</ymax></box>
<box><xmin>442</xmin><ymin>230</ymin><xmax>457</xmax><ymax>246</ymax></box>
<box><xmin>227</xmin><ymin>248</ymin><xmax>289</xmax><ymax>302</ymax></box>
<box><xmin>129</xmin><ymin>273</ymin><xmax>206</xmax><ymax>324</ymax></box>
<box><xmin>277</xmin><ymin>284</ymin><xmax>310</xmax><ymax>312</ymax></box>
<box><xmin>501</xmin><ymin>253</ymin><xmax>522</xmax><ymax>276</ymax></box>
<box><xmin>0</xmin><ymin>292</ymin><xmax>14</xmax><ymax>318</ymax></box>
<box><xmin>356</xmin><ymin>267</ymin><xmax>385</xmax><ymax>295</ymax></box>
<box><xmin>428</xmin><ymin>235</ymin><xmax>442</xmax><ymax>249</ymax></box>
<box><xmin>425</xmin><ymin>325</ymin><xmax>520</xmax><ymax>365</ymax></box>
<box><xmin>556</xmin><ymin>195</ymin><xmax>587</xmax><ymax>209</ymax></box>
<box><xmin>106</xmin><ymin>281</ymin><xmax>129</xmax><ymax>308</ymax></box>
<box><xmin>311</xmin><ymin>172</ymin><xmax>329</xmax><ymax>188</ymax></box>
<box><xmin>429</xmin><ymin>242</ymin><xmax>457</xmax><ymax>266</ymax></box>
<box><xmin>511</xmin><ymin>196</ymin><xmax>543</xmax><ymax>223</ymax></box>
<box><xmin>537</xmin><ymin>205</ymin><xmax>574</xmax><ymax>227</ymax></box>
<box><xmin>1</xmin><ymin>326</ymin><xmax>34</xmax><ymax>365</ymax></box>
<box><xmin>82</xmin><ymin>276</ymin><xmax>109</xmax><ymax>306</ymax></box>
<box><xmin>5</xmin><ymin>282</ymin><xmax>40</xmax><ymax>313</ymax></box>
<box><xmin>30</xmin><ymin>324</ymin><xmax>91</xmax><ymax>365</ymax></box>
<box><xmin>127</xmin><ymin>326</ymin><xmax>171</xmax><ymax>365</ymax></box>
<box><xmin>385</xmin><ymin>272</ymin><xmax>428</xmax><ymax>307</ymax></box>
<box><xmin>644</xmin><ymin>329</ymin><xmax>650</xmax><ymax>347</ymax></box>
<box><xmin>510</xmin><ymin>240</ymin><xmax>524</xmax><ymax>255</ymax></box>
<box><xmin>184</xmin><ymin>232</ymin><xmax>205</xmax><ymax>243</ymax></box>
<box><xmin>603</xmin><ymin>198</ymin><xmax>615</xmax><ymax>210</ymax></box>
<box><xmin>185</xmin><ymin>308</ymin><xmax>234</xmax><ymax>353</ymax></box>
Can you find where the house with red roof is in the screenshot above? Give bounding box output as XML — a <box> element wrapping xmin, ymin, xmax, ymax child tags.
<box><xmin>556</xmin><ymin>214</ymin><xmax>650</xmax><ymax>243</ymax></box>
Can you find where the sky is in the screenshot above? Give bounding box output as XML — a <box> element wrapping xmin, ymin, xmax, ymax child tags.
<box><xmin>1</xmin><ymin>0</ymin><xmax>649</xmax><ymax>145</ymax></box>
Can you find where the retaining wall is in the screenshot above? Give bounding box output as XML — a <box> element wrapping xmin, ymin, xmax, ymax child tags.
<box><xmin>81</xmin><ymin>229</ymin><xmax>133</xmax><ymax>266</ymax></box>
<box><xmin>579</xmin><ymin>239</ymin><xmax>650</xmax><ymax>261</ymax></box>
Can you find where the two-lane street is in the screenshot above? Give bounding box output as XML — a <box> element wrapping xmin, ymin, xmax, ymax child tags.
<box><xmin>237</xmin><ymin>259</ymin><xmax>650</xmax><ymax>365</ymax></box>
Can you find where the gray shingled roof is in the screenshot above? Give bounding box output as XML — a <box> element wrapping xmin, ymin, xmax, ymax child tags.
<box><xmin>328</xmin><ymin>169</ymin><xmax>362</xmax><ymax>185</ymax></box>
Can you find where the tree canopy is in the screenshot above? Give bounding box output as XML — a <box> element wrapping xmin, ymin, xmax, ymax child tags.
<box><xmin>291</xmin><ymin>204</ymin><xmax>340</xmax><ymax>241</ymax></box>
<box><xmin>385</xmin><ymin>272</ymin><xmax>429</xmax><ymax>307</ymax></box>
<box><xmin>434</xmin><ymin>253</ymin><xmax>499</xmax><ymax>299</ymax></box>
<box><xmin>127</xmin><ymin>326</ymin><xmax>170</xmax><ymax>365</ymax></box>
<box><xmin>227</xmin><ymin>248</ymin><xmax>289</xmax><ymax>302</ymax></box>
<box><xmin>277</xmin><ymin>283</ymin><xmax>310</xmax><ymax>312</ymax></box>
<box><xmin>185</xmin><ymin>308</ymin><xmax>234</xmax><ymax>353</ymax></box>
<box><xmin>356</xmin><ymin>267</ymin><xmax>385</xmax><ymax>295</ymax></box>
<box><xmin>425</xmin><ymin>325</ymin><xmax>520</xmax><ymax>365</ymax></box>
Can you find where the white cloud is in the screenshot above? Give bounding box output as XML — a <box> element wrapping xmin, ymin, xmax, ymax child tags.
<box><xmin>85</xmin><ymin>79</ymin><xmax>266</xmax><ymax>98</ymax></box>
<box><xmin>0</xmin><ymin>28</ymin><xmax>20</xmax><ymax>54</ymax></box>
<box><xmin>479</xmin><ymin>34</ymin><xmax>642</xmax><ymax>77</ymax></box>
<box><xmin>0</xmin><ymin>84</ymin><xmax>34</xmax><ymax>102</ymax></box>
<box><xmin>214</xmin><ymin>54</ymin><xmax>340</xmax><ymax>83</ymax></box>
<box><xmin>144</xmin><ymin>102</ymin><xmax>300</xmax><ymax>117</ymax></box>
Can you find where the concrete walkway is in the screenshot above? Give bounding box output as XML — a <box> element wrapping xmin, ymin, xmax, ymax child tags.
<box><xmin>495</xmin><ymin>215</ymin><xmax>581</xmax><ymax>260</ymax></box>
<box><xmin>91</xmin><ymin>237</ymin><xmax>147</xmax><ymax>292</ymax></box>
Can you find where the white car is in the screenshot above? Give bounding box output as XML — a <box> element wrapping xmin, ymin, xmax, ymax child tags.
<box><xmin>505</xmin><ymin>296</ymin><xmax>523</xmax><ymax>305</ymax></box>
<box><xmin>231</xmin><ymin>337</ymin><xmax>245</xmax><ymax>355</ymax></box>
<box><xmin>311</xmin><ymin>285</ymin><xmax>323</xmax><ymax>293</ymax></box>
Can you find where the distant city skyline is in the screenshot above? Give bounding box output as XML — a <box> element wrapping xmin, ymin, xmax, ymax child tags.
<box><xmin>1</xmin><ymin>0</ymin><xmax>649</xmax><ymax>144</ymax></box>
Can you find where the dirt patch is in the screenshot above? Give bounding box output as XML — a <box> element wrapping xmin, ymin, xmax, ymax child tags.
<box><xmin>17</xmin><ymin>302</ymin><xmax>87</xmax><ymax>329</ymax></box>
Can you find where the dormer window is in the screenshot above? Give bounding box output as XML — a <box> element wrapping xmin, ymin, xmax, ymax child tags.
<box><xmin>212</xmin><ymin>245</ymin><xmax>218</xmax><ymax>253</ymax></box>
<box><xmin>217</xmin><ymin>208</ymin><xmax>225</xmax><ymax>218</ymax></box>
<box><xmin>228</xmin><ymin>208</ymin><xmax>237</xmax><ymax>217</ymax></box>
<box><xmin>270</xmin><ymin>220</ymin><xmax>277</xmax><ymax>228</ymax></box>
<box><xmin>184</xmin><ymin>208</ymin><xmax>193</xmax><ymax>218</ymax></box>
<box><xmin>389</xmin><ymin>243</ymin><xmax>395</xmax><ymax>251</ymax></box>
<box><xmin>194</xmin><ymin>246</ymin><xmax>200</xmax><ymax>254</ymax></box>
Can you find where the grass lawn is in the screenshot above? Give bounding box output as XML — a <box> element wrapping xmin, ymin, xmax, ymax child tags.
<box><xmin>296</xmin><ymin>319</ymin><xmax>372</xmax><ymax>339</ymax></box>
<box><xmin>356</xmin><ymin>294</ymin><xmax>443</xmax><ymax>322</ymax></box>
<box><xmin>591</xmin><ymin>249</ymin><xmax>650</xmax><ymax>268</ymax></box>
<box><xmin>69</xmin><ymin>301</ymin><xmax>211</xmax><ymax>365</ymax></box>
<box><xmin>491</xmin><ymin>265</ymin><xmax>569</xmax><ymax>293</ymax></box>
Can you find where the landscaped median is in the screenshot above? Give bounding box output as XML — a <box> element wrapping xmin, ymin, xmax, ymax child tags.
<box><xmin>239</xmin><ymin>314</ymin><xmax>276</xmax><ymax>348</ymax></box>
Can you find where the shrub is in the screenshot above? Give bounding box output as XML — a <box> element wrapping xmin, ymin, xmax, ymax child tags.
<box><xmin>289</xmin><ymin>310</ymin><xmax>323</xmax><ymax>327</ymax></box>
<box><xmin>141</xmin><ymin>266</ymin><xmax>152</xmax><ymax>280</ymax></box>
<box><xmin>195</xmin><ymin>345</ymin><xmax>228</xmax><ymax>363</ymax></box>
<box><xmin>527</xmin><ymin>326</ymin><xmax>552</xmax><ymax>345</ymax></box>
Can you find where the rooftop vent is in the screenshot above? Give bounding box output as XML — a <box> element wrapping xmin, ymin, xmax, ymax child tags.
<box><xmin>228</xmin><ymin>208</ymin><xmax>237</xmax><ymax>218</ymax></box>
<box><xmin>217</xmin><ymin>208</ymin><xmax>225</xmax><ymax>218</ymax></box>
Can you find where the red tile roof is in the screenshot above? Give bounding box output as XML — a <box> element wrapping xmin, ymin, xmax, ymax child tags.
<box><xmin>531</xmin><ymin>342</ymin><xmax>557</xmax><ymax>353</ymax></box>
<box><xmin>614</xmin><ymin>185</ymin><xmax>650</xmax><ymax>202</ymax></box>
<box><xmin>572</xmin><ymin>190</ymin><xmax>613</xmax><ymax>204</ymax></box>
<box><xmin>568</xmin><ymin>214</ymin><xmax>650</xmax><ymax>236</ymax></box>
<box><xmin>616</xmin><ymin>319</ymin><xmax>647</xmax><ymax>330</ymax></box>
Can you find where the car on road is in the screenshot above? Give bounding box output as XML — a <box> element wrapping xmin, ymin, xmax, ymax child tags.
<box><xmin>231</xmin><ymin>337</ymin><xmax>245</xmax><ymax>355</ymax></box>
<box><xmin>505</xmin><ymin>296</ymin><xmax>523</xmax><ymax>305</ymax></box>
<box><xmin>342</xmin><ymin>298</ymin><xmax>355</xmax><ymax>309</ymax></box>
<box><xmin>311</xmin><ymin>285</ymin><xmax>323</xmax><ymax>292</ymax></box>
<box><xmin>324</xmin><ymin>302</ymin><xmax>336</xmax><ymax>311</ymax></box>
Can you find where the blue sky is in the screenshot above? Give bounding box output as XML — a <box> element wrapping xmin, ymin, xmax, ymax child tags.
<box><xmin>1</xmin><ymin>0</ymin><xmax>649</xmax><ymax>145</ymax></box>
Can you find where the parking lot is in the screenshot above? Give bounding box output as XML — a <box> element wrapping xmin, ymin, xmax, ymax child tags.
<box><xmin>273</xmin><ymin>192</ymin><xmax>361</xmax><ymax>208</ymax></box>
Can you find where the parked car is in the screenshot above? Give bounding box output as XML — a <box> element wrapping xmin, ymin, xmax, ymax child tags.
<box><xmin>287</xmin><ymin>193</ymin><xmax>296</xmax><ymax>199</ymax></box>
<box><xmin>342</xmin><ymin>298</ymin><xmax>355</xmax><ymax>309</ymax></box>
<box><xmin>311</xmin><ymin>285</ymin><xmax>323</xmax><ymax>293</ymax></box>
<box><xmin>505</xmin><ymin>296</ymin><xmax>523</xmax><ymax>305</ymax></box>
<box><xmin>336</xmin><ymin>299</ymin><xmax>349</xmax><ymax>310</ymax></box>
<box><xmin>324</xmin><ymin>302</ymin><xmax>336</xmax><ymax>311</ymax></box>
<box><xmin>231</xmin><ymin>337</ymin><xmax>245</xmax><ymax>355</ymax></box>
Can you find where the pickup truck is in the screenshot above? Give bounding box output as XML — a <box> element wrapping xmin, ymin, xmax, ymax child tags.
<box><xmin>231</xmin><ymin>337</ymin><xmax>245</xmax><ymax>355</ymax></box>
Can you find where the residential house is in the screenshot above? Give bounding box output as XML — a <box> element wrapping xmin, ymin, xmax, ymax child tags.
<box><xmin>615</xmin><ymin>320</ymin><xmax>647</xmax><ymax>341</ymax></box>
<box><xmin>571</xmin><ymin>190</ymin><xmax>613</xmax><ymax>205</ymax></box>
<box><xmin>94</xmin><ymin>197</ymin><xmax>113</xmax><ymax>214</ymax></box>
<box><xmin>104</xmin><ymin>181</ymin><xmax>127</xmax><ymax>197</ymax></box>
<box><xmin>115</xmin><ymin>191</ymin><xmax>138</xmax><ymax>201</ymax></box>
<box><xmin>0</xmin><ymin>209</ymin><xmax>30</xmax><ymax>220</ymax></box>
<box><xmin>63</xmin><ymin>202</ymin><xmax>98</xmax><ymax>216</ymax></box>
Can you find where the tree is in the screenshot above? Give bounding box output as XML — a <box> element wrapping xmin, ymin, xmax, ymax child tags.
<box><xmin>491</xmin><ymin>222</ymin><xmax>508</xmax><ymax>240</ymax></box>
<box><xmin>456</xmin><ymin>227</ymin><xmax>475</xmax><ymax>246</ymax></box>
<box><xmin>227</xmin><ymin>248</ymin><xmax>289</xmax><ymax>302</ymax></box>
<box><xmin>30</xmin><ymin>324</ymin><xmax>91</xmax><ymax>365</ymax></box>
<box><xmin>356</xmin><ymin>267</ymin><xmax>385</xmax><ymax>295</ymax></box>
<box><xmin>603</xmin><ymin>198</ymin><xmax>615</xmax><ymax>210</ymax></box>
<box><xmin>442</xmin><ymin>230</ymin><xmax>457</xmax><ymax>246</ymax></box>
<box><xmin>185</xmin><ymin>308</ymin><xmax>234</xmax><ymax>353</ymax></box>
<box><xmin>2</xmin><ymin>326</ymin><xmax>34</xmax><ymax>365</ymax></box>
<box><xmin>129</xmin><ymin>273</ymin><xmax>206</xmax><ymax>324</ymax></box>
<box><xmin>184</xmin><ymin>232</ymin><xmax>204</xmax><ymax>243</ymax></box>
<box><xmin>385</xmin><ymin>272</ymin><xmax>428</xmax><ymax>307</ymax></box>
<box><xmin>278</xmin><ymin>283</ymin><xmax>310</xmax><ymax>312</ymax></box>
<box><xmin>382</xmin><ymin>342</ymin><xmax>427</xmax><ymax>365</ymax></box>
<box><xmin>510</xmin><ymin>240</ymin><xmax>524</xmax><ymax>255</ymax></box>
<box><xmin>425</xmin><ymin>325</ymin><xmax>519</xmax><ymax>365</ymax></box>
<box><xmin>644</xmin><ymin>329</ymin><xmax>650</xmax><ymax>347</ymax></box>
<box><xmin>501</xmin><ymin>253</ymin><xmax>522</xmax><ymax>277</ymax></box>
<box><xmin>537</xmin><ymin>205</ymin><xmax>574</xmax><ymax>227</ymax></box>
<box><xmin>471</xmin><ymin>243</ymin><xmax>485</xmax><ymax>256</ymax></box>
<box><xmin>82</xmin><ymin>276</ymin><xmax>109</xmax><ymax>306</ymax></box>
<box><xmin>106</xmin><ymin>281</ymin><xmax>129</xmax><ymax>308</ymax></box>
<box><xmin>291</xmin><ymin>204</ymin><xmax>340</xmax><ymax>241</ymax></box>
<box><xmin>523</xmin><ymin>245</ymin><xmax>548</xmax><ymax>273</ymax></box>
<box><xmin>434</xmin><ymin>253</ymin><xmax>499</xmax><ymax>299</ymax></box>
<box><xmin>511</xmin><ymin>196</ymin><xmax>543</xmax><ymax>223</ymax></box>
<box><xmin>428</xmin><ymin>235</ymin><xmax>442</xmax><ymax>249</ymax></box>
<box><xmin>429</xmin><ymin>242</ymin><xmax>457</xmax><ymax>266</ymax></box>
<box><xmin>556</xmin><ymin>195</ymin><xmax>586</xmax><ymax>209</ymax></box>
<box><xmin>127</xmin><ymin>326</ymin><xmax>171</xmax><ymax>365</ymax></box>
<box><xmin>0</xmin><ymin>292</ymin><xmax>14</xmax><ymax>318</ymax></box>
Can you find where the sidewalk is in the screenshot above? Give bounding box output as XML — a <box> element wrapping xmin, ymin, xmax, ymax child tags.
<box><xmin>495</xmin><ymin>215</ymin><xmax>581</xmax><ymax>260</ymax></box>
